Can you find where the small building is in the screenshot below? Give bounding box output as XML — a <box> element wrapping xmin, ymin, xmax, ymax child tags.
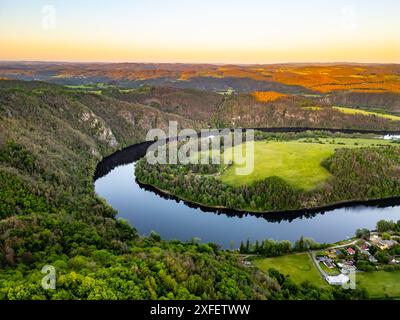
<box><xmin>370</xmin><ymin>235</ymin><xmax>397</xmax><ymax>250</ymax></box>
<box><xmin>369</xmin><ymin>256</ymin><xmax>378</xmax><ymax>263</ymax></box>
<box><xmin>326</xmin><ymin>274</ymin><xmax>350</xmax><ymax>286</ymax></box>
<box><xmin>360</xmin><ymin>249</ymin><xmax>371</xmax><ymax>256</ymax></box>
<box><xmin>317</xmin><ymin>256</ymin><xmax>335</xmax><ymax>269</ymax></box>
<box><xmin>347</xmin><ymin>247</ymin><xmax>356</xmax><ymax>255</ymax></box>
<box><xmin>344</xmin><ymin>260</ymin><xmax>354</xmax><ymax>266</ymax></box>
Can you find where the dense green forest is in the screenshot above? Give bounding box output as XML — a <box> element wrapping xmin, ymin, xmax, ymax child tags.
<box><xmin>238</xmin><ymin>237</ymin><xmax>330</xmax><ymax>257</ymax></box>
<box><xmin>135</xmin><ymin>132</ymin><xmax>400</xmax><ymax>212</ymax></box>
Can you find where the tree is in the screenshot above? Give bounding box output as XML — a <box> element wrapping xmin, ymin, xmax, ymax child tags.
<box><xmin>356</xmin><ymin>228</ymin><xmax>370</xmax><ymax>239</ymax></box>
<box><xmin>245</xmin><ymin>239</ymin><xmax>250</xmax><ymax>253</ymax></box>
<box><xmin>369</xmin><ymin>245</ymin><xmax>378</xmax><ymax>255</ymax></box>
<box><xmin>382</xmin><ymin>233</ymin><xmax>391</xmax><ymax>240</ymax></box>
<box><xmin>376</xmin><ymin>252</ymin><xmax>390</xmax><ymax>264</ymax></box>
<box><xmin>376</xmin><ymin>220</ymin><xmax>396</xmax><ymax>233</ymax></box>
<box><xmin>294</xmin><ymin>236</ymin><xmax>305</xmax><ymax>252</ymax></box>
<box><xmin>239</xmin><ymin>241</ymin><xmax>245</xmax><ymax>254</ymax></box>
<box><xmin>150</xmin><ymin>231</ymin><xmax>161</xmax><ymax>242</ymax></box>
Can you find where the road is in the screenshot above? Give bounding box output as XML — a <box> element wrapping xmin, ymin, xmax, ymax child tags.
<box><xmin>329</xmin><ymin>239</ymin><xmax>358</xmax><ymax>250</ymax></box>
<box><xmin>310</xmin><ymin>239</ymin><xmax>358</xmax><ymax>281</ymax></box>
<box><xmin>310</xmin><ymin>251</ymin><xmax>329</xmax><ymax>279</ymax></box>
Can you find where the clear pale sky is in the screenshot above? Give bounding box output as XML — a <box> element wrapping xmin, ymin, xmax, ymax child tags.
<box><xmin>0</xmin><ymin>0</ymin><xmax>399</xmax><ymax>64</ymax></box>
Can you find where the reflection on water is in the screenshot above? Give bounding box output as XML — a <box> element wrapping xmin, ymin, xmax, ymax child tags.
<box><xmin>95</xmin><ymin>162</ymin><xmax>400</xmax><ymax>248</ymax></box>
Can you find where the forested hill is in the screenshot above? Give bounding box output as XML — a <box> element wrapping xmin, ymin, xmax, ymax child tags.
<box><xmin>105</xmin><ymin>86</ymin><xmax>400</xmax><ymax>131</ymax></box>
<box><xmin>0</xmin><ymin>81</ymin><xmax>299</xmax><ymax>300</ymax></box>
<box><xmin>0</xmin><ymin>80</ymin><xmax>269</xmax><ymax>299</ymax></box>
<box><xmin>0</xmin><ymin>80</ymin><xmax>369</xmax><ymax>299</ymax></box>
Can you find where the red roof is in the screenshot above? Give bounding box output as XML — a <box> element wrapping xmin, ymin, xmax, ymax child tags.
<box><xmin>347</xmin><ymin>248</ymin><xmax>356</xmax><ymax>254</ymax></box>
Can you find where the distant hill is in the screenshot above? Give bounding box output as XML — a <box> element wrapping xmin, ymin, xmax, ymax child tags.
<box><xmin>1</xmin><ymin>62</ymin><xmax>399</xmax><ymax>94</ymax></box>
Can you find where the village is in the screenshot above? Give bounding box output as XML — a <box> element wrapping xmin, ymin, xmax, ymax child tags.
<box><xmin>314</xmin><ymin>232</ymin><xmax>400</xmax><ymax>286</ymax></box>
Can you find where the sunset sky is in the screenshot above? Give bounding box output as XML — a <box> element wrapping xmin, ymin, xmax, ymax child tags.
<box><xmin>0</xmin><ymin>0</ymin><xmax>399</xmax><ymax>64</ymax></box>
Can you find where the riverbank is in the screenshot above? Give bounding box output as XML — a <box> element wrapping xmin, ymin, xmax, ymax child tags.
<box><xmin>134</xmin><ymin>132</ymin><xmax>400</xmax><ymax>214</ymax></box>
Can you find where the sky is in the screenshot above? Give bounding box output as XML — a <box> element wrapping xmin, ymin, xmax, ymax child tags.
<box><xmin>0</xmin><ymin>0</ymin><xmax>399</xmax><ymax>64</ymax></box>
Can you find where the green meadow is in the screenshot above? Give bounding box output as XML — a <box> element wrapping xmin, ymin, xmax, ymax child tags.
<box><xmin>254</xmin><ymin>254</ymin><xmax>400</xmax><ymax>298</ymax></box>
<box><xmin>253</xmin><ymin>254</ymin><xmax>329</xmax><ymax>289</ymax></box>
<box><xmin>220</xmin><ymin>138</ymin><xmax>393</xmax><ymax>190</ymax></box>
<box><xmin>356</xmin><ymin>271</ymin><xmax>400</xmax><ymax>299</ymax></box>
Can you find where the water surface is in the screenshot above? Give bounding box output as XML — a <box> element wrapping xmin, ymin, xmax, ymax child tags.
<box><xmin>95</xmin><ymin>162</ymin><xmax>400</xmax><ymax>248</ymax></box>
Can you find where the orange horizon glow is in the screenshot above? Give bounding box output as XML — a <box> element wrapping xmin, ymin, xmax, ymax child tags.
<box><xmin>0</xmin><ymin>0</ymin><xmax>399</xmax><ymax>64</ymax></box>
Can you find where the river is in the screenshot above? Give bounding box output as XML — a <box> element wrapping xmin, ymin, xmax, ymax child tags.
<box><xmin>94</xmin><ymin>136</ymin><xmax>400</xmax><ymax>248</ymax></box>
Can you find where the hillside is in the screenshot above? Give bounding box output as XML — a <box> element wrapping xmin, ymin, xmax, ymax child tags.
<box><xmin>97</xmin><ymin>85</ymin><xmax>400</xmax><ymax>131</ymax></box>
<box><xmin>0</xmin><ymin>80</ymin><xmax>288</xmax><ymax>300</ymax></box>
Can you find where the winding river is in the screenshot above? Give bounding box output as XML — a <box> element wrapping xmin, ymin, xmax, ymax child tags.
<box><xmin>94</xmin><ymin>129</ymin><xmax>400</xmax><ymax>248</ymax></box>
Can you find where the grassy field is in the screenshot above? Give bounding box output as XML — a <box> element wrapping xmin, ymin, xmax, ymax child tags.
<box><xmin>254</xmin><ymin>254</ymin><xmax>400</xmax><ymax>298</ymax></box>
<box><xmin>220</xmin><ymin>138</ymin><xmax>392</xmax><ymax>190</ymax></box>
<box><xmin>356</xmin><ymin>271</ymin><xmax>400</xmax><ymax>299</ymax></box>
<box><xmin>320</xmin><ymin>262</ymin><xmax>340</xmax><ymax>276</ymax></box>
<box><xmin>333</xmin><ymin>106</ymin><xmax>400</xmax><ymax>121</ymax></box>
<box><xmin>253</xmin><ymin>254</ymin><xmax>329</xmax><ymax>289</ymax></box>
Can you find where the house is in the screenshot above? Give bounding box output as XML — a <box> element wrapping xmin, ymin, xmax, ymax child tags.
<box><xmin>360</xmin><ymin>244</ymin><xmax>369</xmax><ymax>251</ymax></box>
<box><xmin>326</xmin><ymin>274</ymin><xmax>349</xmax><ymax>286</ymax></box>
<box><xmin>359</xmin><ymin>247</ymin><xmax>371</xmax><ymax>256</ymax></box>
<box><xmin>335</xmin><ymin>249</ymin><xmax>342</xmax><ymax>256</ymax></box>
<box><xmin>370</xmin><ymin>235</ymin><xmax>397</xmax><ymax>250</ymax></box>
<box><xmin>324</xmin><ymin>260</ymin><xmax>335</xmax><ymax>269</ymax></box>
<box><xmin>344</xmin><ymin>260</ymin><xmax>355</xmax><ymax>266</ymax></box>
<box><xmin>347</xmin><ymin>247</ymin><xmax>356</xmax><ymax>255</ymax></box>
<box><xmin>317</xmin><ymin>256</ymin><xmax>335</xmax><ymax>269</ymax></box>
<box><xmin>369</xmin><ymin>256</ymin><xmax>378</xmax><ymax>263</ymax></box>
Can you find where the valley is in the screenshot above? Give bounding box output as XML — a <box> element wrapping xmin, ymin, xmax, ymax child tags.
<box><xmin>1</xmin><ymin>63</ymin><xmax>400</xmax><ymax>300</ymax></box>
